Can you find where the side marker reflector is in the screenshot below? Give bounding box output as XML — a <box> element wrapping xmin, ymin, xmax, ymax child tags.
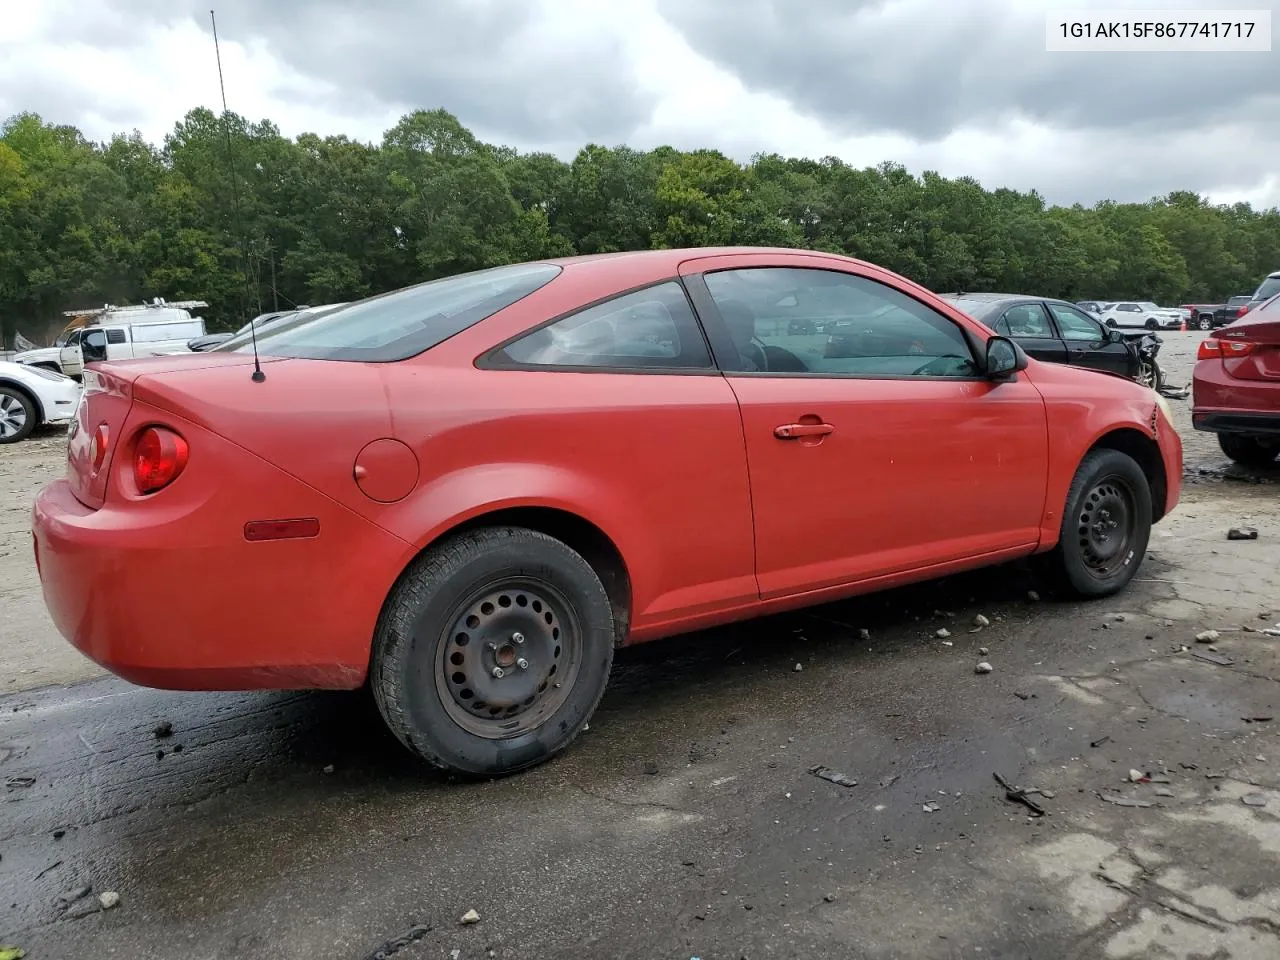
<box><xmin>244</xmin><ymin>518</ymin><xmax>321</xmax><ymax>542</ymax></box>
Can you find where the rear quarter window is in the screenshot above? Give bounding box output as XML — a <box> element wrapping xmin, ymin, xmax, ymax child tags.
<box><xmin>222</xmin><ymin>263</ymin><xmax>562</xmax><ymax>362</ymax></box>
<box><xmin>1253</xmin><ymin>275</ymin><xmax>1280</xmax><ymax>302</ymax></box>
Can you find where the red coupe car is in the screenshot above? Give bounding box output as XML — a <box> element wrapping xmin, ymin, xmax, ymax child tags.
<box><xmin>1192</xmin><ymin>291</ymin><xmax>1280</xmax><ymax>466</ymax></box>
<box><xmin>32</xmin><ymin>247</ymin><xmax>1182</xmax><ymax>776</ymax></box>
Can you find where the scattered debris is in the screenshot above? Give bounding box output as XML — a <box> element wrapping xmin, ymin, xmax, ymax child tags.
<box><xmin>879</xmin><ymin>775</ymin><xmax>899</xmax><ymax>789</ymax></box>
<box><xmin>994</xmin><ymin>772</ymin><xmax>1045</xmax><ymax>817</ymax></box>
<box><xmin>975</xmin><ymin>662</ymin><xmax>993</xmax><ymax>674</ymax></box>
<box><xmin>859</xmin><ymin>629</ymin><xmax>871</xmax><ymax>641</ymax></box>
<box><xmin>450</xmin><ymin>950</ymin><xmax>461</xmax><ymax>960</ymax></box>
<box><xmin>362</xmin><ymin>924</ymin><xmax>432</xmax><ymax>960</ymax></box>
<box><xmin>56</xmin><ymin>886</ymin><xmax>91</xmax><ymax>906</ymax></box>
<box><xmin>793</xmin><ymin>662</ymin><xmax>803</xmax><ymax>673</ymax></box>
<box><xmin>1091</xmin><ymin>736</ymin><xmax>1112</xmax><ymax>748</ymax></box>
<box><xmin>1014</xmin><ymin>691</ymin><xmax>1032</xmax><ymax>700</ymax></box>
<box><xmin>1205</xmin><ymin>772</ymin><xmax>1226</xmax><ymax>780</ymax></box>
<box><xmin>98</xmin><ymin>892</ymin><xmax>119</xmax><ymax>910</ymax></box>
<box><xmin>1179</xmin><ymin>762</ymin><xmax>1199</xmax><ymax>771</ymax></box>
<box><xmin>152</xmin><ymin>722</ymin><xmax>173</xmax><ymax>739</ymax></box>
<box><xmin>935</xmin><ymin>628</ymin><xmax>952</xmax><ymax>639</ymax></box>
<box><xmin>1195</xmin><ymin>630</ymin><xmax>1220</xmax><ymax>643</ymax></box>
<box><xmin>1114</xmin><ymin>614</ymin><xmax>1127</xmax><ymax>622</ymax></box>
<box><xmin>1243</xmin><ymin>716</ymin><xmax>1274</xmax><ymax>724</ymax></box>
<box><xmin>922</xmin><ymin>802</ymin><xmax>940</xmax><ymax>813</ymax></box>
<box><xmin>1193</xmin><ymin>650</ymin><xmax>1234</xmax><ymax>666</ymax></box>
<box><xmin>1099</xmin><ymin>792</ymin><xmax>1155</xmax><ymax>808</ymax></box>
<box><xmin>809</xmin><ymin>765</ymin><xmax>858</xmax><ymax>788</ymax></box>
<box><xmin>823</xmin><ymin>893</ymin><xmax>837</xmax><ymax>903</ymax></box>
<box><xmin>0</xmin><ymin>947</ymin><xmax>24</xmax><ymax>960</ymax></box>
<box><xmin>643</xmin><ymin>760</ymin><xmax>659</xmax><ymax>775</ymax></box>
<box><xmin>460</xmin><ymin>909</ymin><xmax>481</xmax><ymax>925</ymax></box>
<box><xmin>973</xmin><ymin>614</ymin><xmax>990</xmax><ymax>628</ymax></box>
<box><xmin>4</xmin><ymin>777</ymin><xmax>35</xmax><ymax>790</ymax></box>
<box><xmin>1154</xmin><ymin>788</ymin><xmax>1175</xmax><ymax>797</ymax></box>
<box><xmin>1027</xmin><ymin>590</ymin><xmax>1040</xmax><ymax>602</ymax></box>
<box><xmin>323</xmin><ymin>765</ymin><xmax>335</xmax><ymax>775</ymax></box>
<box><xmin>1227</xmin><ymin>526</ymin><xmax>1258</xmax><ymax>541</ymax></box>
<box><xmin>978</xmin><ymin>646</ymin><xmax>990</xmax><ymax>656</ymax></box>
<box><xmin>1242</xmin><ymin>794</ymin><xmax>1268</xmax><ymax>808</ymax></box>
<box><xmin>1128</xmin><ymin>769</ymin><xmax>1148</xmax><ymax>783</ymax></box>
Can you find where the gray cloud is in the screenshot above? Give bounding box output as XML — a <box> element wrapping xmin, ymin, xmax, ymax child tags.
<box><xmin>655</xmin><ymin>0</ymin><xmax>1280</xmax><ymax>140</ymax></box>
<box><xmin>99</xmin><ymin>0</ymin><xmax>656</xmax><ymax>145</ymax></box>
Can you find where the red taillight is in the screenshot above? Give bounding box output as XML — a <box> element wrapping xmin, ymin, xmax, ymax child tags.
<box><xmin>1238</xmin><ymin>305</ymin><xmax>1250</xmax><ymax>317</ymax></box>
<box><xmin>133</xmin><ymin>426</ymin><xmax>189</xmax><ymax>494</ymax></box>
<box><xmin>1198</xmin><ymin>339</ymin><xmax>1256</xmax><ymax>360</ymax></box>
<box><xmin>90</xmin><ymin>423</ymin><xmax>110</xmax><ymax>473</ymax></box>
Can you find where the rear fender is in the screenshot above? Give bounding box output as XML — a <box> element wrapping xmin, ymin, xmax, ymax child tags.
<box><xmin>376</xmin><ymin>462</ymin><xmax>657</xmax><ymax>612</ymax></box>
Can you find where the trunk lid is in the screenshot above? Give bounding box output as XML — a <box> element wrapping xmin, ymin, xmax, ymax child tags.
<box><xmin>1214</xmin><ymin>304</ymin><xmax>1280</xmax><ymax>382</ymax></box>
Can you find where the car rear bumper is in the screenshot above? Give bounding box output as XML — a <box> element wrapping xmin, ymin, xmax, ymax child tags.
<box><xmin>32</xmin><ymin>457</ymin><xmax>413</xmax><ymax>691</ymax></box>
<box><xmin>1192</xmin><ymin>358</ymin><xmax>1280</xmax><ymax>435</ymax></box>
<box><xmin>1192</xmin><ymin>411</ymin><xmax>1280</xmax><ymax>435</ymax></box>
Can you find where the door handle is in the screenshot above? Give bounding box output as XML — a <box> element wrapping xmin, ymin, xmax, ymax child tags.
<box><xmin>774</xmin><ymin>422</ymin><xmax>835</xmax><ymax>439</ymax></box>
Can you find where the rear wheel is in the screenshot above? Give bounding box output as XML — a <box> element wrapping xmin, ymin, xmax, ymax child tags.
<box><xmin>371</xmin><ymin>526</ymin><xmax>615</xmax><ymax>777</ymax></box>
<box><xmin>1036</xmin><ymin>449</ymin><xmax>1152</xmax><ymax>598</ymax></box>
<box><xmin>1218</xmin><ymin>434</ymin><xmax>1280</xmax><ymax>468</ymax></box>
<box><xmin>0</xmin><ymin>387</ymin><xmax>36</xmax><ymax>444</ymax></box>
<box><xmin>1197</xmin><ymin>315</ymin><xmax>1214</xmax><ymax>331</ymax></box>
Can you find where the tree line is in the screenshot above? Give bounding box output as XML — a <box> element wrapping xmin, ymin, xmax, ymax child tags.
<box><xmin>3</xmin><ymin>106</ymin><xmax>1279</xmax><ymax>346</ymax></box>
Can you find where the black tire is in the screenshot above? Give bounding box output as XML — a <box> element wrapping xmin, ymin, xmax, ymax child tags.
<box><xmin>1144</xmin><ymin>318</ymin><xmax>1159</xmax><ymax>330</ymax></box>
<box><xmin>371</xmin><ymin>526</ymin><xmax>615</xmax><ymax>777</ymax></box>
<box><xmin>1036</xmin><ymin>449</ymin><xmax>1152</xmax><ymax>599</ymax></box>
<box><xmin>1218</xmin><ymin>433</ymin><xmax>1280</xmax><ymax>468</ymax></box>
<box><xmin>0</xmin><ymin>386</ymin><xmax>37</xmax><ymax>444</ymax></box>
<box><xmin>1197</xmin><ymin>315</ymin><xmax>1213</xmax><ymax>331</ymax></box>
<box><xmin>1106</xmin><ymin>319</ymin><xmax>1118</xmax><ymax>328</ymax></box>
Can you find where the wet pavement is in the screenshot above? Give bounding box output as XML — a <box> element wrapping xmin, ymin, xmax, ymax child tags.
<box><xmin>3</xmin><ymin>329</ymin><xmax>1280</xmax><ymax>958</ymax></box>
<box><xmin>3</xmin><ymin>488</ymin><xmax>1279</xmax><ymax>959</ymax></box>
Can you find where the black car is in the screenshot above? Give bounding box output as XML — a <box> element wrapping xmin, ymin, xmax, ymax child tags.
<box><xmin>937</xmin><ymin>293</ymin><xmax>1162</xmax><ymax>388</ymax></box>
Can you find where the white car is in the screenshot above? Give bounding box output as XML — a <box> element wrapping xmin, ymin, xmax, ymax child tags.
<box><xmin>1098</xmin><ymin>301</ymin><xmax>1188</xmax><ymax>330</ymax></box>
<box><xmin>0</xmin><ymin>361</ymin><xmax>81</xmax><ymax>444</ymax></box>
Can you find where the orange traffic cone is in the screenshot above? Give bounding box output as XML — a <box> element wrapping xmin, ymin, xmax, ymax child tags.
<box><xmin>1179</xmin><ymin>318</ymin><xmax>1187</xmax><ymax>331</ymax></box>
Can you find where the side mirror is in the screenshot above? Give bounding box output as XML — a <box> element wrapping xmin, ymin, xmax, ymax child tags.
<box><xmin>985</xmin><ymin>336</ymin><xmax>1026</xmax><ymax>379</ymax></box>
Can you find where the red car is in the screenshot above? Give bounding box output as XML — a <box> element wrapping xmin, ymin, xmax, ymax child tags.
<box><xmin>1192</xmin><ymin>292</ymin><xmax>1280</xmax><ymax>467</ymax></box>
<box><xmin>32</xmin><ymin>248</ymin><xmax>1182</xmax><ymax>777</ymax></box>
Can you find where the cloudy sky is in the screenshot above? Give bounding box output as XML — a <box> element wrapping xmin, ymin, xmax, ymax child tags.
<box><xmin>3</xmin><ymin>0</ymin><xmax>1278</xmax><ymax>208</ymax></box>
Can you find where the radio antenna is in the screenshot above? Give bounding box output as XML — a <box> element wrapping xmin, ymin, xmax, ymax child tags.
<box><xmin>211</xmin><ymin>9</ymin><xmax>265</xmax><ymax>382</ymax></box>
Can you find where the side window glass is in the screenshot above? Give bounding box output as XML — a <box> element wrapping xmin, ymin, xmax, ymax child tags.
<box><xmin>1048</xmin><ymin>304</ymin><xmax>1104</xmax><ymax>342</ymax></box>
<box><xmin>1001</xmin><ymin>304</ymin><xmax>1053</xmax><ymax>338</ymax></box>
<box><xmin>703</xmin><ymin>267</ymin><xmax>978</xmax><ymax>378</ymax></box>
<box><xmin>499</xmin><ymin>281</ymin><xmax>711</xmax><ymax>370</ymax></box>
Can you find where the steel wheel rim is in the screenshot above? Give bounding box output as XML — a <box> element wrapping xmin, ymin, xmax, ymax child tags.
<box><xmin>1077</xmin><ymin>474</ymin><xmax>1137</xmax><ymax>579</ymax></box>
<box><xmin>0</xmin><ymin>395</ymin><xmax>28</xmax><ymax>439</ymax></box>
<box><xmin>1138</xmin><ymin>362</ymin><xmax>1156</xmax><ymax>388</ymax></box>
<box><xmin>434</xmin><ymin>577</ymin><xmax>582</xmax><ymax>739</ymax></box>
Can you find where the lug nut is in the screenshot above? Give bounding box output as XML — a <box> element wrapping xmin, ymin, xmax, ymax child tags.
<box><xmin>516</xmin><ymin>658</ymin><xmax>529</xmax><ymax>670</ymax></box>
<box><xmin>512</xmin><ymin>632</ymin><xmax>525</xmax><ymax>644</ymax></box>
<box><xmin>491</xmin><ymin>667</ymin><xmax>505</xmax><ymax>679</ymax></box>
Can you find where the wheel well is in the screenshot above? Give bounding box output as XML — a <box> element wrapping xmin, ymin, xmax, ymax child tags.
<box><xmin>431</xmin><ymin>507</ymin><xmax>633</xmax><ymax>645</ymax></box>
<box><xmin>0</xmin><ymin>379</ymin><xmax>43</xmax><ymax>422</ymax></box>
<box><xmin>1089</xmin><ymin>428</ymin><xmax>1168</xmax><ymax>522</ymax></box>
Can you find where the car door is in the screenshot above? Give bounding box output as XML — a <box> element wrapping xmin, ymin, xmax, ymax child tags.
<box><xmin>991</xmin><ymin>302</ymin><xmax>1067</xmax><ymax>365</ymax></box>
<box><xmin>59</xmin><ymin>330</ymin><xmax>84</xmax><ymax>377</ymax></box>
<box><xmin>1046</xmin><ymin>302</ymin><xmax>1134</xmax><ymax>378</ymax></box>
<box><xmin>680</xmin><ymin>254</ymin><xmax>1049</xmax><ymax>599</ymax></box>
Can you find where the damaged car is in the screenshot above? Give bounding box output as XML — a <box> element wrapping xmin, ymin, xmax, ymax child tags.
<box><xmin>938</xmin><ymin>293</ymin><xmax>1164</xmax><ymax>390</ymax></box>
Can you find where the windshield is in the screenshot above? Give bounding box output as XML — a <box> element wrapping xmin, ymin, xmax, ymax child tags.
<box><xmin>218</xmin><ymin>263</ymin><xmax>561</xmax><ymax>361</ymax></box>
<box><xmin>1254</xmin><ymin>276</ymin><xmax>1280</xmax><ymax>302</ymax></box>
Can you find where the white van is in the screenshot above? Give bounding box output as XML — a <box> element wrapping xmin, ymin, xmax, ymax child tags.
<box><xmin>60</xmin><ymin>312</ymin><xmax>207</xmax><ymax>377</ymax></box>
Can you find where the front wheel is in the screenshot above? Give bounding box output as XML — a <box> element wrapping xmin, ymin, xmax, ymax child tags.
<box><xmin>1218</xmin><ymin>433</ymin><xmax>1280</xmax><ymax>468</ymax></box>
<box><xmin>0</xmin><ymin>387</ymin><xmax>36</xmax><ymax>444</ymax></box>
<box><xmin>1035</xmin><ymin>449</ymin><xmax>1153</xmax><ymax>598</ymax></box>
<box><xmin>1137</xmin><ymin>358</ymin><xmax>1163</xmax><ymax>390</ymax></box>
<box><xmin>1144</xmin><ymin>318</ymin><xmax>1159</xmax><ymax>330</ymax></box>
<box><xmin>371</xmin><ymin>526</ymin><xmax>615</xmax><ymax>778</ymax></box>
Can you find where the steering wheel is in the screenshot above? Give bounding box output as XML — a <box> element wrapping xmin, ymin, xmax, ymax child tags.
<box><xmin>911</xmin><ymin>356</ymin><xmax>960</xmax><ymax>376</ymax></box>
